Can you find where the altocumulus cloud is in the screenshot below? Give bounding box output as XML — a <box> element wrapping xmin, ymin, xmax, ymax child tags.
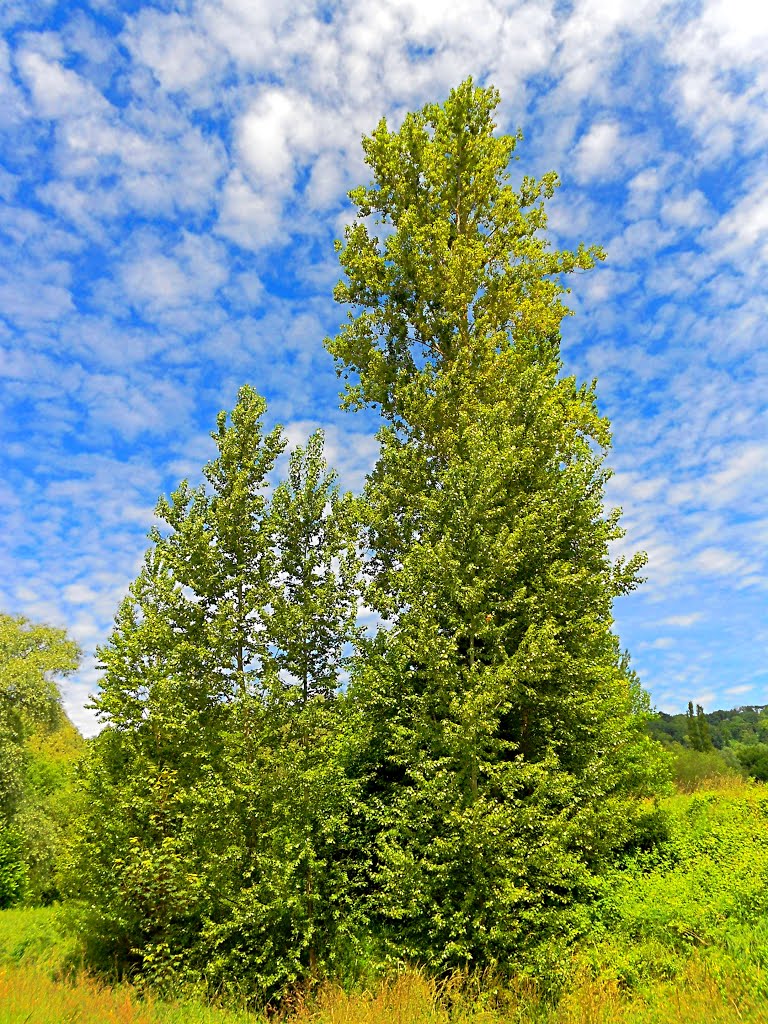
<box><xmin>0</xmin><ymin>0</ymin><xmax>765</xmax><ymax>732</ymax></box>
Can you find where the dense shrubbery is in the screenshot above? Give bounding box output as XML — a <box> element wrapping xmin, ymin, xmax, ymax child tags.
<box><xmin>3</xmin><ymin>780</ymin><xmax>768</xmax><ymax>1023</ymax></box>
<box><xmin>669</xmin><ymin>746</ymin><xmax>741</xmax><ymax>791</ymax></box>
<box><xmin>0</xmin><ymin>827</ymin><xmax>26</xmax><ymax>909</ymax></box>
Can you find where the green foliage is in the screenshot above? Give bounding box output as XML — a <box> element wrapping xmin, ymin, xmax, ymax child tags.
<box><xmin>695</xmin><ymin>705</ymin><xmax>713</xmax><ymax>751</ymax></box>
<box><xmin>0</xmin><ymin>613</ymin><xmax>80</xmax><ymax>821</ymax></box>
<box><xmin>652</xmin><ymin>703</ymin><xmax>768</xmax><ymax>783</ymax></box>
<box><xmin>670</xmin><ymin>745</ymin><xmax>740</xmax><ymax>792</ymax></box>
<box><xmin>0</xmin><ymin>614</ymin><xmax>82</xmax><ymax>907</ymax></box>
<box><xmin>584</xmin><ymin>783</ymin><xmax>768</xmax><ymax>997</ymax></box>
<box><xmin>0</xmin><ymin>827</ymin><xmax>26</xmax><ymax>909</ymax></box>
<box><xmin>16</xmin><ymin>714</ymin><xmax>84</xmax><ymax>905</ymax></box>
<box><xmin>685</xmin><ymin>702</ymin><xmax>713</xmax><ymax>753</ymax></box>
<box><xmin>735</xmin><ymin>742</ymin><xmax>768</xmax><ymax>782</ymax></box>
<box><xmin>6</xmin><ymin>779</ymin><xmax>768</xmax><ymax>1024</ymax></box>
<box><xmin>325</xmin><ymin>78</ymin><xmax>668</xmax><ymax>970</ymax></box>
<box><xmin>269</xmin><ymin>429</ymin><xmax>362</xmax><ymax>704</ymax></box>
<box><xmin>69</xmin><ymin>81</ymin><xmax>673</xmax><ymax>1002</ymax></box>
<box><xmin>69</xmin><ymin>388</ymin><xmax>363</xmax><ymax>1001</ymax></box>
<box><xmin>326</xmin><ymin>79</ymin><xmax>603</xmax><ymax>418</ymax></box>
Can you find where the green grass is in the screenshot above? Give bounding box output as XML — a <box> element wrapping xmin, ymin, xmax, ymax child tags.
<box><xmin>2</xmin><ymin>777</ymin><xmax>767</xmax><ymax>1023</ymax></box>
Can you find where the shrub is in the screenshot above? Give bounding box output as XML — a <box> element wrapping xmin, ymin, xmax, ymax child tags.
<box><xmin>671</xmin><ymin>746</ymin><xmax>739</xmax><ymax>791</ymax></box>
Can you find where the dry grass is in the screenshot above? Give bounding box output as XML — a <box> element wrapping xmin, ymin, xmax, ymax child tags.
<box><xmin>0</xmin><ymin>963</ymin><xmax>155</xmax><ymax>1024</ymax></box>
<box><xmin>282</xmin><ymin>971</ymin><xmax>514</xmax><ymax>1024</ymax></box>
<box><xmin>0</xmin><ymin>958</ymin><xmax>765</xmax><ymax>1024</ymax></box>
<box><xmin>278</xmin><ymin>958</ymin><xmax>768</xmax><ymax>1024</ymax></box>
<box><xmin>552</xmin><ymin>956</ymin><xmax>768</xmax><ymax>1024</ymax></box>
<box><xmin>0</xmin><ymin>961</ymin><xmax>256</xmax><ymax>1024</ymax></box>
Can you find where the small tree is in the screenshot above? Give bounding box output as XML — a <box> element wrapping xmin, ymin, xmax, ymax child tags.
<box><xmin>0</xmin><ymin>613</ymin><xmax>79</xmax><ymax>908</ymax></box>
<box><xmin>686</xmin><ymin>700</ymin><xmax>699</xmax><ymax>750</ymax></box>
<box><xmin>686</xmin><ymin>701</ymin><xmax>713</xmax><ymax>752</ymax></box>
<box><xmin>696</xmin><ymin>703</ymin><xmax>714</xmax><ymax>751</ymax></box>
<box><xmin>73</xmin><ymin>386</ymin><xmax>286</xmax><ymax>981</ymax></box>
<box><xmin>0</xmin><ymin>613</ymin><xmax>80</xmax><ymax>822</ymax></box>
<box><xmin>72</xmin><ymin>390</ymin><xmax>363</xmax><ymax>997</ymax></box>
<box><xmin>202</xmin><ymin>428</ymin><xmax>364</xmax><ymax>985</ymax></box>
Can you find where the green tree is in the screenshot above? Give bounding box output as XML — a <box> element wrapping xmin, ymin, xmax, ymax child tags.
<box><xmin>16</xmin><ymin>711</ymin><xmax>84</xmax><ymax>904</ymax></box>
<box><xmin>0</xmin><ymin>613</ymin><xmax>80</xmax><ymax>907</ymax></box>
<box><xmin>71</xmin><ymin>390</ymin><xmax>362</xmax><ymax>998</ymax></box>
<box><xmin>736</xmin><ymin>742</ymin><xmax>768</xmax><ymax>782</ymax></box>
<box><xmin>686</xmin><ymin>700</ymin><xmax>700</xmax><ymax>750</ymax></box>
<box><xmin>269</xmin><ymin>429</ymin><xmax>362</xmax><ymax>705</ymax></box>
<box><xmin>685</xmin><ymin>701</ymin><xmax>713</xmax><ymax>753</ymax></box>
<box><xmin>200</xmin><ymin>428</ymin><xmax>364</xmax><ymax>991</ymax></box>
<box><xmin>70</xmin><ymin>387</ymin><xmax>286</xmax><ymax>985</ymax></box>
<box><xmin>696</xmin><ymin>703</ymin><xmax>714</xmax><ymax>751</ymax></box>
<box><xmin>327</xmin><ymin>79</ymin><xmax>667</xmax><ymax>968</ymax></box>
<box><xmin>0</xmin><ymin>613</ymin><xmax>80</xmax><ymax>821</ymax></box>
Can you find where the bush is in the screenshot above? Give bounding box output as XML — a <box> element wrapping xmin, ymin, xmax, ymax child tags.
<box><xmin>671</xmin><ymin>746</ymin><xmax>740</xmax><ymax>791</ymax></box>
<box><xmin>735</xmin><ymin>742</ymin><xmax>768</xmax><ymax>782</ymax></box>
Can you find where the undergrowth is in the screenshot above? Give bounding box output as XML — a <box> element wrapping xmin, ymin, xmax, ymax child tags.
<box><xmin>1</xmin><ymin>778</ymin><xmax>766</xmax><ymax>1023</ymax></box>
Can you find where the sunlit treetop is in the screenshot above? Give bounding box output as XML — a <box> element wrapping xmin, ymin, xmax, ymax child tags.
<box><xmin>327</xmin><ymin>78</ymin><xmax>604</xmax><ymax>420</ymax></box>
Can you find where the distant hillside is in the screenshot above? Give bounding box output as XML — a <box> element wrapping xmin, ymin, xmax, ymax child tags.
<box><xmin>648</xmin><ymin>704</ymin><xmax>768</xmax><ymax>783</ymax></box>
<box><xmin>649</xmin><ymin>705</ymin><xmax>768</xmax><ymax>747</ymax></box>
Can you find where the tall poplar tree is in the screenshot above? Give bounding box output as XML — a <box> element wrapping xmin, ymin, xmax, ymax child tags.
<box><xmin>327</xmin><ymin>79</ymin><xmax>667</xmax><ymax>967</ymax></box>
<box><xmin>72</xmin><ymin>386</ymin><xmax>285</xmax><ymax>983</ymax></box>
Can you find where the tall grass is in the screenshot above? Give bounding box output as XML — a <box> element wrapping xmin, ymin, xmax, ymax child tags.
<box><xmin>1</xmin><ymin>959</ymin><xmax>765</xmax><ymax>1024</ymax></box>
<box><xmin>0</xmin><ymin>962</ymin><xmax>259</xmax><ymax>1023</ymax></box>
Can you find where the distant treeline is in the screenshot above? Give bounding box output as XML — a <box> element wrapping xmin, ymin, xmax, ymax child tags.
<box><xmin>648</xmin><ymin>704</ymin><xmax>768</xmax><ymax>781</ymax></box>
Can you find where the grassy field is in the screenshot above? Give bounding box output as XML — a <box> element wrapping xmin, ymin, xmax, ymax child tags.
<box><xmin>2</xmin><ymin>778</ymin><xmax>767</xmax><ymax>1023</ymax></box>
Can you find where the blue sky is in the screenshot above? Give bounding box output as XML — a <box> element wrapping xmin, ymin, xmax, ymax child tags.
<box><xmin>1</xmin><ymin>0</ymin><xmax>766</xmax><ymax>735</ymax></box>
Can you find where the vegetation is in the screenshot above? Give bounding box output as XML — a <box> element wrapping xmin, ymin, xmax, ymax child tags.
<box><xmin>649</xmin><ymin>703</ymin><xmax>768</xmax><ymax>784</ymax></box>
<box><xmin>66</xmin><ymin>394</ymin><xmax>361</xmax><ymax>999</ymax></box>
<box><xmin>0</xmin><ymin>612</ymin><xmax>81</xmax><ymax>908</ymax></box>
<box><xmin>2</xmin><ymin>778</ymin><xmax>767</xmax><ymax>1021</ymax></box>
<box><xmin>2</xmin><ymin>79</ymin><xmax>765</xmax><ymax>1023</ymax></box>
<box><xmin>325</xmin><ymin>78</ymin><xmax>666</xmax><ymax>971</ymax></box>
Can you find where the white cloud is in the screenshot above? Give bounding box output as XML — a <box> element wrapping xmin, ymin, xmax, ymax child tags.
<box><xmin>573</xmin><ymin>121</ymin><xmax>624</xmax><ymax>183</ymax></box>
<box><xmin>16</xmin><ymin>48</ymin><xmax>108</xmax><ymax>119</ymax></box>
<box><xmin>666</xmin><ymin>0</ymin><xmax>768</xmax><ymax>159</ymax></box>
<box><xmin>125</xmin><ymin>10</ymin><xmax>225</xmax><ymax>96</ymax></box>
<box><xmin>724</xmin><ymin>684</ymin><xmax>757</xmax><ymax>697</ymax></box>
<box><xmin>216</xmin><ymin>170</ymin><xmax>283</xmax><ymax>249</ymax></box>
<box><xmin>660</xmin><ymin>189</ymin><xmax>714</xmax><ymax>230</ymax></box>
<box><xmin>706</xmin><ymin>175</ymin><xmax>768</xmax><ymax>266</ymax></box>
<box><xmin>662</xmin><ymin>613</ymin><xmax>703</xmax><ymax>628</ymax></box>
<box><xmin>694</xmin><ymin>547</ymin><xmax>751</xmax><ymax>578</ymax></box>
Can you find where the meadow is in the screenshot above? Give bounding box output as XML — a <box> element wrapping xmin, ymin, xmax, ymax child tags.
<box><xmin>2</xmin><ymin>775</ymin><xmax>766</xmax><ymax>1024</ymax></box>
